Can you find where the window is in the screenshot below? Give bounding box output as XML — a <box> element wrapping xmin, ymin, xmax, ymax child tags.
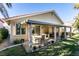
<box><xmin>16</xmin><ymin>23</ymin><xmax>21</xmax><ymax>35</ymax></box>
<box><xmin>35</xmin><ymin>26</ymin><xmax>40</xmax><ymax>35</ymax></box>
<box><xmin>21</xmin><ymin>28</ymin><xmax>26</xmax><ymax>34</ymax></box>
<box><xmin>32</xmin><ymin>25</ymin><xmax>40</xmax><ymax>35</ymax></box>
<box><xmin>16</xmin><ymin>23</ymin><xmax>26</xmax><ymax>35</ymax></box>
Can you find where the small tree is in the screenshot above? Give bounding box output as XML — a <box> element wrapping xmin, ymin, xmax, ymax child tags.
<box><xmin>0</xmin><ymin>3</ymin><xmax>12</xmax><ymax>18</ymax></box>
<box><xmin>0</xmin><ymin>28</ymin><xmax>9</xmax><ymax>42</ymax></box>
<box><xmin>72</xmin><ymin>4</ymin><xmax>79</xmax><ymax>32</ymax></box>
<box><xmin>73</xmin><ymin>14</ymin><xmax>79</xmax><ymax>32</ymax></box>
<box><xmin>74</xmin><ymin>3</ymin><xmax>79</xmax><ymax>9</ymax></box>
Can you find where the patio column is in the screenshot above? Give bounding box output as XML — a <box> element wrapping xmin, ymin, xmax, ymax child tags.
<box><xmin>64</xmin><ymin>27</ymin><xmax>67</xmax><ymax>39</ymax></box>
<box><xmin>58</xmin><ymin>27</ymin><xmax>61</xmax><ymax>40</ymax></box>
<box><xmin>23</xmin><ymin>23</ymin><xmax>33</xmax><ymax>52</ymax></box>
<box><xmin>54</xmin><ymin>26</ymin><xmax>57</xmax><ymax>42</ymax></box>
<box><xmin>10</xmin><ymin>24</ymin><xmax>14</xmax><ymax>43</ymax></box>
<box><xmin>29</xmin><ymin>24</ymin><xmax>32</xmax><ymax>46</ymax></box>
<box><xmin>40</xmin><ymin>25</ymin><xmax>43</xmax><ymax>35</ymax></box>
<box><xmin>28</xmin><ymin>23</ymin><xmax>33</xmax><ymax>51</ymax></box>
<box><xmin>70</xmin><ymin>27</ymin><xmax>72</xmax><ymax>38</ymax></box>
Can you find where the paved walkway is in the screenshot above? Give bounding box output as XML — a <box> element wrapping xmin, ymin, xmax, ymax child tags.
<box><xmin>0</xmin><ymin>39</ymin><xmax>11</xmax><ymax>50</ymax></box>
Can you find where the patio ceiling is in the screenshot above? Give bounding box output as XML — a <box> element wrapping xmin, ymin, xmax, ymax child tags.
<box><xmin>27</xmin><ymin>20</ymin><xmax>71</xmax><ymax>28</ymax></box>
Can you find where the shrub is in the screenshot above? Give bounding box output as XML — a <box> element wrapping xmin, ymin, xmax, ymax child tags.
<box><xmin>61</xmin><ymin>32</ymin><xmax>68</xmax><ymax>39</ymax></box>
<box><xmin>13</xmin><ymin>39</ymin><xmax>24</xmax><ymax>44</ymax></box>
<box><xmin>0</xmin><ymin>28</ymin><xmax>9</xmax><ymax>39</ymax></box>
<box><xmin>33</xmin><ymin>46</ymin><xmax>37</xmax><ymax>50</ymax></box>
<box><xmin>72</xmin><ymin>33</ymin><xmax>75</xmax><ymax>36</ymax></box>
<box><xmin>61</xmin><ymin>32</ymin><xmax>65</xmax><ymax>38</ymax></box>
<box><xmin>0</xmin><ymin>28</ymin><xmax>9</xmax><ymax>43</ymax></box>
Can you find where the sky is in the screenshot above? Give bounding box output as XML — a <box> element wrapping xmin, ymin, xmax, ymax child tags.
<box><xmin>0</xmin><ymin>3</ymin><xmax>79</xmax><ymax>23</ymax></box>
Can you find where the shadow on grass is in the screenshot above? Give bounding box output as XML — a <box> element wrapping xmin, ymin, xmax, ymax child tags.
<box><xmin>13</xmin><ymin>35</ymin><xmax>79</xmax><ymax>56</ymax></box>
<box><xmin>26</xmin><ymin>38</ymin><xmax>79</xmax><ymax>56</ymax></box>
<box><xmin>0</xmin><ymin>37</ymin><xmax>79</xmax><ymax>56</ymax></box>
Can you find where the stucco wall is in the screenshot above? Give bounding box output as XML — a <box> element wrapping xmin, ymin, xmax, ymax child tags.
<box><xmin>10</xmin><ymin>21</ymin><xmax>28</xmax><ymax>42</ymax></box>
<box><xmin>28</xmin><ymin>12</ymin><xmax>63</xmax><ymax>25</ymax></box>
<box><xmin>9</xmin><ymin>12</ymin><xmax>63</xmax><ymax>43</ymax></box>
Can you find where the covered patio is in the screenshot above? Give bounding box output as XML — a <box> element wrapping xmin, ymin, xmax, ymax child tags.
<box><xmin>27</xmin><ymin>20</ymin><xmax>72</xmax><ymax>49</ymax></box>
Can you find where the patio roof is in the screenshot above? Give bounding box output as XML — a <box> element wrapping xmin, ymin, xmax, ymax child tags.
<box><xmin>27</xmin><ymin>20</ymin><xmax>71</xmax><ymax>28</ymax></box>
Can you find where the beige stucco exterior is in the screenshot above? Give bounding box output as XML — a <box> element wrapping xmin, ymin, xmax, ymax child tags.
<box><xmin>5</xmin><ymin>10</ymin><xmax>72</xmax><ymax>52</ymax></box>
<box><xmin>6</xmin><ymin>12</ymin><xmax>63</xmax><ymax>43</ymax></box>
<box><xmin>28</xmin><ymin>12</ymin><xmax>63</xmax><ymax>25</ymax></box>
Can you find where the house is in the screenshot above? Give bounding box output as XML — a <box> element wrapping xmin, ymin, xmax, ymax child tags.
<box><xmin>64</xmin><ymin>20</ymin><xmax>74</xmax><ymax>33</ymax></box>
<box><xmin>5</xmin><ymin>10</ymin><xmax>72</xmax><ymax>52</ymax></box>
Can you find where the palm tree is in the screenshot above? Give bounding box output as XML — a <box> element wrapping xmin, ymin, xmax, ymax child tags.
<box><xmin>0</xmin><ymin>3</ymin><xmax>12</xmax><ymax>29</ymax></box>
<box><xmin>0</xmin><ymin>3</ymin><xmax>12</xmax><ymax>19</ymax></box>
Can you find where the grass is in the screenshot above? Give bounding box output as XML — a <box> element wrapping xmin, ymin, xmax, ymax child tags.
<box><xmin>28</xmin><ymin>38</ymin><xmax>78</xmax><ymax>56</ymax></box>
<box><xmin>0</xmin><ymin>45</ymin><xmax>26</xmax><ymax>56</ymax></box>
<box><xmin>0</xmin><ymin>34</ymin><xmax>79</xmax><ymax>56</ymax></box>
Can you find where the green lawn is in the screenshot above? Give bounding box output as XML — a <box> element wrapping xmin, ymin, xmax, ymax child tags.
<box><xmin>28</xmin><ymin>38</ymin><xmax>78</xmax><ymax>56</ymax></box>
<box><xmin>0</xmin><ymin>34</ymin><xmax>79</xmax><ymax>56</ymax></box>
<box><xmin>0</xmin><ymin>45</ymin><xmax>26</xmax><ymax>56</ymax></box>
